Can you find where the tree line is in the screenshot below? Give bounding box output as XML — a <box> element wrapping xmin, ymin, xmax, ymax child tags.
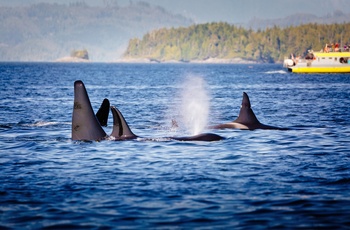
<box><xmin>123</xmin><ymin>22</ymin><xmax>350</xmax><ymax>63</ymax></box>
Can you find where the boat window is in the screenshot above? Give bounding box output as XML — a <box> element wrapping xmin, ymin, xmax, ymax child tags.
<box><xmin>335</xmin><ymin>58</ymin><xmax>337</xmax><ymax>61</ymax></box>
<box><xmin>339</xmin><ymin>57</ymin><xmax>349</xmax><ymax>64</ymax></box>
<box><xmin>329</xmin><ymin>57</ymin><xmax>332</xmax><ymax>60</ymax></box>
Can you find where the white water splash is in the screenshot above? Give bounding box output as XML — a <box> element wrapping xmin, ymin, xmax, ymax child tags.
<box><xmin>179</xmin><ymin>76</ymin><xmax>210</xmax><ymax>135</ymax></box>
<box><xmin>22</xmin><ymin>121</ymin><xmax>65</xmax><ymax>127</ymax></box>
<box><xmin>265</xmin><ymin>70</ymin><xmax>287</xmax><ymax>74</ymax></box>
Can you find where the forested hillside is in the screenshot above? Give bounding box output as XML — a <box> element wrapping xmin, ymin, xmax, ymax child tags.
<box><xmin>123</xmin><ymin>22</ymin><xmax>350</xmax><ymax>63</ymax></box>
<box><xmin>0</xmin><ymin>2</ymin><xmax>193</xmax><ymax>61</ymax></box>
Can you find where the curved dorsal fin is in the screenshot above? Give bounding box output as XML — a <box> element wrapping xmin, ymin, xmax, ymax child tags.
<box><xmin>96</xmin><ymin>98</ymin><xmax>110</xmax><ymax>127</ymax></box>
<box><xmin>233</xmin><ymin>92</ymin><xmax>261</xmax><ymax>125</ymax></box>
<box><xmin>110</xmin><ymin>106</ymin><xmax>138</xmax><ymax>140</ymax></box>
<box><xmin>72</xmin><ymin>80</ymin><xmax>107</xmax><ymax>141</ymax></box>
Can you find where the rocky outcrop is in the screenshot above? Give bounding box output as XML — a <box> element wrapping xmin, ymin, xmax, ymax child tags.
<box><xmin>56</xmin><ymin>49</ymin><xmax>90</xmax><ymax>62</ymax></box>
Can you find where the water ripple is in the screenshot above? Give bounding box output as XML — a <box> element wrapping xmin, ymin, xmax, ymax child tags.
<box><xmin>0</xmin><ymin>63</ymin><xmax>349</xmax><ymax>229</ymax></box>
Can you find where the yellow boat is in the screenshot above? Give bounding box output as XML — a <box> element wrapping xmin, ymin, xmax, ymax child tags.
<box><xmin>284</xmin><ymin>50</ymin><xmax>350</xmax><ymax>73</ymax></box>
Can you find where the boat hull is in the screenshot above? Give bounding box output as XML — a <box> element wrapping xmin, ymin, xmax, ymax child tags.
<box><xmin>288</xmin><ymin>66</ymin><xmax>350</xmax><ymax>73</ymax></box>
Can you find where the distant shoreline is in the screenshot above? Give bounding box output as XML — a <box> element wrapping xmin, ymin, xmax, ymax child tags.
<box><xmin>55</xmin><ymin>56</ymin><xmax>90</xmax><ymax>63</ymax></box>
<box><xmin>114</xmin><ymin>57</ymin><xmax>257</xmax><ymax>64</ymax></box>
<box><xmin>0</xmin><ymin>58</ymin><xmax>263</xmax><ymax>64</ymax></box>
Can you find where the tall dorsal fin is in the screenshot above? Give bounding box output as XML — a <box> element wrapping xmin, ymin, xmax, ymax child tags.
<box><xmin>233</xmin><ymin>92</ymin><xmax>261</xmax><ymax>125</ymax></box>
<box><xmin>72</xmin><ymin>80</ymin><xmax>107</xmax><ymax>141</ymax></box>
<box><xmin>96</xmin><ymin>98</ymin><xmax>110</xmax><ymax>127</ymax></box>
<box><xmin>110</xmin><ymin>106</ymin><xmax>138</xmax><ymax>140</ymax></box>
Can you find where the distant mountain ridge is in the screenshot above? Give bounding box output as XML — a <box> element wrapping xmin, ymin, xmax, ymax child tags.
<box><xmin>2</xmin><ymin>1</ymin><xmax>350</xmax><ymax>62</ymax></box>
<box><xmin>0</xmin><ymin>2</ymin><xmax>193</xmax><ymax>61</ymax></box>
<box><xmin>247</xmin><ymin>10</ymin><xmax>350</xmax><ymax>29</ymax></box>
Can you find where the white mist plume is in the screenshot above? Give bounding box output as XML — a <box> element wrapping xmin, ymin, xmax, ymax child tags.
<box><xmin>179</xmin><ymin>76</ymin><xmax>210</xmax><ymax>135</ymax></box>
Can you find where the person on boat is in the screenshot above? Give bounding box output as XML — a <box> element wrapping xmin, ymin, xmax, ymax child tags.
<box><xmin>290</xmin><ymin>53</ymin><xmax>296</xmax><ymax>65</ymax></box>
<box><xmin>289</xmin><ymin>53</ymin><xmax>300</xmax><ymax>65</ymax></box>
<box><xmin>305</xmin><ymin>50</ymin><xmax>314</xmax><ymax>60</ymax></box>
<box><xmin>335</xmin><ymin>43</ymin><xmax>340</xmax><ymax>52</ymax></box>
<box><xmin>324</xmin><ymin>44</ymin><xmax>329</xmax><ymax>53</ymax></box>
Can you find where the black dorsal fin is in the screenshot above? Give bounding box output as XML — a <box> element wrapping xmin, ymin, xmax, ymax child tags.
<box><xmin>110</xmin><ymin>106</ymin><xmax>138</xmax><ymax>140</ymax></box>
<box><xmin>72</xmin><ymin>80</ymin><xmax>107</xmax><ymax>141</ymax></box>
<box><xmin>233</xmin><ymin>92</ymin><xmax>260</xmax><ymax>125</ymax></box>
<box><xmin>96</xmin><ymin>98</ymin><xmax>110</xmax><ymax>127</ymax></box>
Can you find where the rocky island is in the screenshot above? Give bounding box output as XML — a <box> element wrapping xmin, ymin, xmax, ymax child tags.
<box><xmin>56</xmin><ymin>49</ymin><xmax>90</xmax><ymax>62</ymax></box>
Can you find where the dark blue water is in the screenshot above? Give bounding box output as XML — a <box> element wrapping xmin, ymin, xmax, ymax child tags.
<box><xmin>1</xmin><ymin>63</ymin><xmax>350</xmax><ymax>229</ymax></box>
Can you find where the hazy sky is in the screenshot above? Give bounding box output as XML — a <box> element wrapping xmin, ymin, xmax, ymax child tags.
<box><xmin>1</xmin><ymin>0</ymin><xmax>349</xmax><ymax>24</ymax></box>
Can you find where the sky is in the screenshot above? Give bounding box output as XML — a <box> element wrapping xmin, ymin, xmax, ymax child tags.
<box><xmin>0</xmin><ymin>0</ymin><xmax>349</xmax><ymax>24</ymax></box>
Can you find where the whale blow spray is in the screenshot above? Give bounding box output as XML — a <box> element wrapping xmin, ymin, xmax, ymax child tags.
<box><xmin>179</xmin><ymin>76</ymin><xmax>210</xmax><ymax>135</ymax></box>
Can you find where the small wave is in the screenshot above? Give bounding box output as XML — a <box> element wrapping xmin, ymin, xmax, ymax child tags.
<box><xmin>265</xmin><ymin>70</ymin><xmax>287</xmax><ymax>74</ymax></box>
<box><xmin>22</xmin><ymin>121</ymin><xmax>69</xmax><ymax>127</ymax></box>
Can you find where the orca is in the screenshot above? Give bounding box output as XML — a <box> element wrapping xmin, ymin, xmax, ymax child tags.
<box><xmin>72</xmin><ymin>80</ymin><xmax>224</xmax><ymax>142</ymax></box>
<box><xmin>170</xmin><ymin>133</ymin><xmax>225</xmax><ymax>141</ymax></box>
<box><xmin>110</xmin><ymin>106</ymin><xmax>224</xmax><ymax>141</ymax></box>
<box><xmin>72</xmin><ymin>81</ymin><xmax>136</xmax><ymax>141</ymax></box>
<box><xmin>211</xmin><ymin>92</ymin><xmax>287</xmax><ymax>130</ymax></box>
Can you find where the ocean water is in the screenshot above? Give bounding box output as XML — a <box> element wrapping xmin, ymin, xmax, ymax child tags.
<box><xmin>0</xmin><ymin>62</ymin><xmax>350</xmax><ymax>229</ymax></box>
